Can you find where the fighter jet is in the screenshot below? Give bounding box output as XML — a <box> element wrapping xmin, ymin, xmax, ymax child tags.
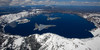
<box><xmin>47</xmin><ymin>16</ymin><xmax>61</xmax><ymax>20</ymax></box>
<box><xmin>34</xmin><ymin>23</ymin><xmax>56</xmax><ymax>31</ymax></box>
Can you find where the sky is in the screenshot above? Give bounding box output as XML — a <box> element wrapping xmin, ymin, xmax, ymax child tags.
<box><xmin>0</xmin><ymin>0</ymin><xmax>100</xmax><ymax>6</ymax></box>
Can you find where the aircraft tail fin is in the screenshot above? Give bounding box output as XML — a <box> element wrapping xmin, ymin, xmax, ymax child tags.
<box><xmin>34</xmin><ymin>23</ymin><xmax>38</xmax><ymax>30</ymax></box>
<box><xmin>47</xmin><ymin>16</ymin><xmax>50</xmax><ymax>20</ymax></box>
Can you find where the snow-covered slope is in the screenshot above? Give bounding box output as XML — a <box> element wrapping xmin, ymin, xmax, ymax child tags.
<box><xmin>0</xmin><ymin>32</ymin><xmax>41</xmax><ymax>50</ymax></box>
<box><xmin>0</xmin><ymin>33</ymin><xmax>100</xmax><ymax>50</ymax></box>
<box><xmin>0</xmin><ymin>9</ymin><xmax>43</xmax><ymax>32</ymax></box>
<box><xmin>90</xmin><ymin>28</ymin><xmax>100</xmax><ymax>36</ymax></box>
<box><xmin>80</xmin><ymin>13</ymin><xmax>100</xmax><ymax>36</ymax></box>
<box><xmin>36</xmin><ymin>33</ymin><xmax>100</xmax><ymax>50</ymax></box>
<box><xmin>0</xmin><ymin>9</ymin><xmax>43</xmax><ymax>25</ymax></box>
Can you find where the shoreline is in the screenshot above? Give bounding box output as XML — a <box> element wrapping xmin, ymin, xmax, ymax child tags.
<box><xmin>80</xmin><ymin>13</ymin><xmax>100</xmax><ymax>37</ymax></box>
<box><xmin>0</xmin><ymin>9</ymin><xmax>100</xmax><ymax>38</ymax></box>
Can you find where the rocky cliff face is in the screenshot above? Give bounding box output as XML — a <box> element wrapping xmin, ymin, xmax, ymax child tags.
<box><xmin>0</xmin><ymin>32</ymin><xmax>41</xmax><ymax>50</ymax></box>
<box><xmin>0</xmin><ymin>33</ymin><xmax>100</xmax><ymax>50</ymax></box>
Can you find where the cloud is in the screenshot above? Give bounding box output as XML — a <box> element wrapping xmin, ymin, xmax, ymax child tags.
<box><xmin>0</xmin><ymin>0</ymin><xmax>12</xmax><ymax>6</ymax></box>
<box><xmin>9</xmin><ymin>0</ymin><xmax>57</xmax><ymax>5</ymax></box>
<box><xmin>9</xmin><ymin>0</ymin><xmax>36</xmax><ymax>6</ymax></box>
<box><xmin>0</xmin><ymin>0</ymin><xmax>100</xmax><ymax>6</ymax></box>
<box><xmin>68</xmin><ymin>1</ymin><xmax>100</xmax><ymax>6</ymax></box>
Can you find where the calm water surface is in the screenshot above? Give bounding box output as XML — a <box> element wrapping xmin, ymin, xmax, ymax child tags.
<box><xmin>5</xmin><ymin>13</ymin><xmax>96</xmax><ymax>38</ymax></box>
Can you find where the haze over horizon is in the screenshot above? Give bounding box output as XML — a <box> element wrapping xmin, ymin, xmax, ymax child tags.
<box><xmin>0</xmin><ymin>0</ymin><xmax>100</xmax><ymax>6</ymax></box>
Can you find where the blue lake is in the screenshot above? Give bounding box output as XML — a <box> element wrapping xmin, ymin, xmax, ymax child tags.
<box><xmin>5</xmin><ymin>13</ymin><xmax>96</xmax><ymax>38</ymax></box>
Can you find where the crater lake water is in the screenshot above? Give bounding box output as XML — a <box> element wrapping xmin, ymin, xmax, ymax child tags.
<box><xmin>4</xmin><ymin>13</ymin><xmax>96</xmax><ymax>38</ymax></box>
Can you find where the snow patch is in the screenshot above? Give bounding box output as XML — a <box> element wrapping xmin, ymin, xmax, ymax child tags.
<box><xmin>90</xmin><ymin>28</ymin><xmax>100</xmax><ymax>36</ymax></box>
<box><xmin>13</xmin><ymin>37</ymin><xmax>24</xmax><ymax>47</ymax></box>
<box><xmin>34</xmin><ymin>33</ymin><xmax>100</xmax><ymax>50</ymax></box>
